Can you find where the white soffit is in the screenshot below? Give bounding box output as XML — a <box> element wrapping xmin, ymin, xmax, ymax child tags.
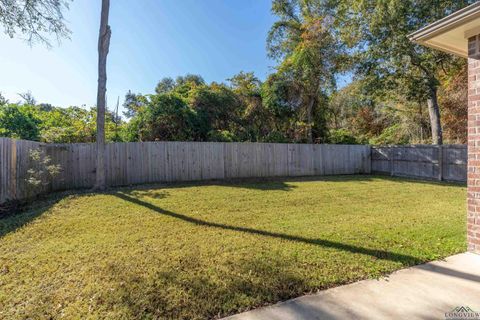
<box><xmin>409</xmin><ymin>2</ymin><xmax>480</xmax><ymax>58</ymax></box>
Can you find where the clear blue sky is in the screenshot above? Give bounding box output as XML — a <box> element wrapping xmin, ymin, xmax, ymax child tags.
<box><xmin>0</xmin><ymin>0</ymin><xmax>278</xmax><ymax>112</ymax></box>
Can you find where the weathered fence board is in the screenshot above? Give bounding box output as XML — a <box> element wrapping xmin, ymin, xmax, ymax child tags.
<box><xmin>371</xmin><ymin>145</ymin><xmax>466</xmax><ymax>182</ymax></box>
<box><xmin>1</xmin><ymin>139</ymin><xmax>466</xmax><ymax>205</ymax></box>
<box><xmin>0</xmin><ymin>139</ymin><xmax>372</xmax><ymax>204</ymax></box>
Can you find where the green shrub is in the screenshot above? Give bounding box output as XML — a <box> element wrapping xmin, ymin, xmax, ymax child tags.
<box><xmin>262</xmin><ymin>131</ymin><xmax>289</xmax><ymax>143</ymax></box>
<box><xmin>207</xmin><ymin>130</ymin><xmax>237</xmax><ymax>142</ymax></box>
<box><xmin>369</xmin><ymin>124</ymin><xmax>410</xmax><ymax>145</ymax></box>
<box><xmin>328</xmin><ymin>129</ymin><xmax>359</xmax><ymax>144</ymax></box>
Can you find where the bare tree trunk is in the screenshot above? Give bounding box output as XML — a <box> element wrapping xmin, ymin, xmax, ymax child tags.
<box><xmin>427</xmin><ymin>86</ymin><xmax>443</xmax><ymax>145</ymax></box>
<box><xmin>94</xmin><ymin>0</ymin><xmax>111</xmax><ymax>190</ymax></box>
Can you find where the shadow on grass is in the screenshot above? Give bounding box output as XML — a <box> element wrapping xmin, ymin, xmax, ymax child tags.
<box><xmin>104</xmin><ymin>252</ymin><xmax>480</xmax><ymax>320</ymax></box>
<box><xmin>114</xmin><ymin>174</ymin><xmax>464</xmax><ymax>196</ymax></box>
<box><xmin>105</xmin><ymin>254</ymin><xmax>310</xmax><ymax>319</ymax></box>
<box><xmin>114</xmin><ymin>192</ymin><xmax>423</xmax><ymax>265</ymax></box>
<box><xmin>1</xmin><ymin>174</ymin><xmax>463</xmax><ymax>240</ymax></box>
<box><xmin>281</xmin><ymin>174</ymin><xmax>466</xmax><ymax>188</ymax></box>
<box><xmin>142</xmin><ymin>178</ymin><xmax>298</xmax><ymax>192</ymax></box>
<box><xmin>0</xmin><ymin>194</ymin><xmax>68</xmax><ymax>238</ymax></box>
<box><xmin>110</xmin><ymin>190</ymin><xmax>472</xmax><ymax>318</ymax></box>
<box><xmin>120</xmin><ymin>188</ymin><xmax>170</xmax><ymax>199</ymax></box>
<box><xmin>226</xmin><ymin>179</ymin><xmax>296</xmax><ymax>191</ymax></box>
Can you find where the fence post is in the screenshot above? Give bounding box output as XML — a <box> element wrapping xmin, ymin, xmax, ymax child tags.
<box><xmin>390</xmin><ymin>147</ymin><xmax>395</xmax><ymax>176</ymax></box>
<box><xmin>11</xmin><ymin>139</ymin><xmax>17</xmax><ymax>199</ymax></box>
<box><xmin>438</xmin><ymin>145</ymin><xmax>443</xmax><ymax>181</ymax></box>
<box><xmin>367</xmin><ymin>145</ymin><xmax>373</xmax><ymax>174</ymax></box>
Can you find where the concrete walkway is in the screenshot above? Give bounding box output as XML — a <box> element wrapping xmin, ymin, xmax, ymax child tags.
<box><xmin>225</xmin><ymin>253</ymin><xmax>480</xmax><ymax>320</ymax></box>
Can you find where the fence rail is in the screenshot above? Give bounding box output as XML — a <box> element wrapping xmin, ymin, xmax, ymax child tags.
<box><xmin>371</xmin><ymin>145</ymin><xmax>467</xmax><ymax>182</ymax></box>
<box><xmin>0</xmin><ymin>138</ymin><xmax>371</xmax><ymax>204</ymax></box>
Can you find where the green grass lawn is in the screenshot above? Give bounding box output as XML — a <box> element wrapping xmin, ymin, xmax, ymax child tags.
<box><xmin>0</xmin><ymin>176</ymin><xmax>466</xmax><ymax>319</ymax></box>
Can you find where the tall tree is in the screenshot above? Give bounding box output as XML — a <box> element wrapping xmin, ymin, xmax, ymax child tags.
<box><xmin>328</xmin><ymin>0</ymin><xmax>474</xmax><ymax>145</ymax></box>
<box><xmin>0</xmin><ymin>0</ymin><xmax>71</xmax><ymax>46</ymax></box>
<box><xmin>267</xmin><ymin>0</ymin><xmax>341</xmax><ymax>143</ymax></box>
<box><xmin>94</xmin><ymin>0</ymin><xmax>111</xmax><ymax>190</ymax></box>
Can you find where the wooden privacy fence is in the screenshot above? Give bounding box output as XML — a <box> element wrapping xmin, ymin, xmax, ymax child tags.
<box><xmin>0</xmin><ymin>138</ymin><xmax>371</xmax><ymax>204</ymax></box>
<box><xmin>371</xmin><ymin>145</ymin><xmax>467</xmax><ymax>182</ymax></box>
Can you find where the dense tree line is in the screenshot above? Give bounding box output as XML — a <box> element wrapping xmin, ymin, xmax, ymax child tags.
<box><xmin>0</xmin><ymin>94</ymin><xmax>121</xmax><ymax>143</ymax></box>
<box><xmin>0</xmin><ymin>63</ymin><xmax>467</xmax><ymax>145</ymax></box>
<box><xmin>0</xmin><ymin>0</ymin><xmax>473</xmax><ymax>145</ymax></box>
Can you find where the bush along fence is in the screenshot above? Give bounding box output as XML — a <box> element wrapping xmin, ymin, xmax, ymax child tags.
<box><xmin>371</xmin><ymin>145</ymin><xmax>467</xmax><ymax>182</ymax></box>
<box><xmin>0</xmin><ymin>138</ymin><xmax>371</xmax><ymax>204</ymax></box>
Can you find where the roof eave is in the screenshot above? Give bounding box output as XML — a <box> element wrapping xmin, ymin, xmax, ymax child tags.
<box><xmin>409</xmin><ymin>2</ymin><xmax>480</xmax><ymax>43</ymax></box>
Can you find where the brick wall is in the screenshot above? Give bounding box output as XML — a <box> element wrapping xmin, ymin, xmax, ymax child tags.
<box><xmin>467</xmin><ymin>35</ymin><xmax>480</xmax><ymax>253</ymax></box>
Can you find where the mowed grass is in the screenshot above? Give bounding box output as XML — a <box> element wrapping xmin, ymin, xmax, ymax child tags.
<box><xmin>0</xmin><ymin>176</ymin><xmax>466</xmax><ymax>319</ymax></box>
